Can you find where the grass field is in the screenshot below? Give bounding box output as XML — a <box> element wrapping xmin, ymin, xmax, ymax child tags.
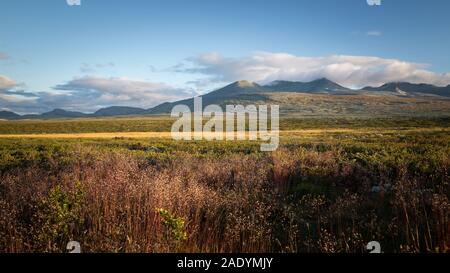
<box><xmin>1</xmin><ymin>115</ymin><xmax>449</xmax><ymax>134</ymax></box>
<box><xmin>0</xmin><ymin>127</ymin><xmax>447</xmax><ymax>139</ymax></box>
<box><xmin>0</xmin><ymin>116</ymin><xmax>449</xmax><ymax>253</ymax></box>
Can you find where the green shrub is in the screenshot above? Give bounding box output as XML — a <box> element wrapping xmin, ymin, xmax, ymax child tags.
<box><xmin>157</xmin><ymin>209</ymin><xmax>188</xmax><ymax>245</ymax></box>
<box><xmin>33</xmin><ymin>181</ymin><xmax>84</xmax><ymax>252</ymax></box>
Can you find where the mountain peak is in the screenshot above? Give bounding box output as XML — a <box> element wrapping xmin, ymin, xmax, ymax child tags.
<box><xmin>308</xmin><ymin>77</ymin><xmax>338</xmax><ymax>85</ymax></box>
<box><xmin>45</xmin><ymin>108</ymin><xmax>67</xmax><ymax>114</ymax></box>
<box><xmin>234</xmin><ymin>80</ymin><xmax>258</xmax><ymax>88</ymax></box>
<box><xmin>94</xmin><ymin>106</ymin><xmax>146</xmax><ymax>116</ymax></box>
<box><xmin>41</xmin><ymin>108</ymin><xmax>87</xmax><ymax>118</ymax></box>
<box><xmin>50</xmin><ymin>108</ymin><xmax>67</xmax><ymax>113</ymax></box>
<box><xmin>314</xmin><ymin>77</ymin><xmax>333</xmax><ymax>83</ymax></box>
<box><xmin>266</xmin><ymin>78</ymin><xmax>349</xmax><ymax>93</ymax></box>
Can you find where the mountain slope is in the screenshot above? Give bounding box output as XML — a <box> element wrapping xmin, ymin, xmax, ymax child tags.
<box><xmin>40</xmin><ymin>109</ymin><xmax>88</xmax><ymax>118</ymax></box>
<box><xmin>363</xmin><ymin>82</ymin><xmax>450</xmax><ymax>97</ymax></box>
<box><xmin>148</xmin><ymin>79</ymin><xmax>450</xmax><ymax>115</ymax></box>
<box><xmin>148</xmin><ymin>78</ymin><xmax>354</xmax><ymax>114</ymax></box>
<box><xmin>148</xmin><ymin>80</ymin><xmax>269</xmax><ymax>114</ymax></box>
<box><xmin>266</xmin><ymin>78</ymin><xmax>351</xmax><ymax>93</ymax></box>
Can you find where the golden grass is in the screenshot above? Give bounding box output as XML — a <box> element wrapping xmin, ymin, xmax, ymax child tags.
<box><xmin>0</xmin><ymin>127</ymin><xmax>447</xmax><ymax>139</ymax></box>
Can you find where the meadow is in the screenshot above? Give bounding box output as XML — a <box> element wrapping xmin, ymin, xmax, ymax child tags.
<box><xmin>0</xmin><ymin>116</ymin><xmax>449</xmax><ymax>253</ymax></box>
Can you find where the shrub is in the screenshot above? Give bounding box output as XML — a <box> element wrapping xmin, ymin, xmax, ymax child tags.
<box><xmin>32</xmin><ymin>181</ymin><xmax>84</xmax><ymax>252</ymax></box>
<box><xmin>157</xmin><ymin>209</ymin><xmax>188</xmax><ymax>251</ymax></box>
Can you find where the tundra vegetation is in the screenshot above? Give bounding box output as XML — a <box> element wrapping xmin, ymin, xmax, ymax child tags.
<box><xmin>0</xmin><ymin>116</ymin><xmax>449</xmax><ymax>253</ymax></box>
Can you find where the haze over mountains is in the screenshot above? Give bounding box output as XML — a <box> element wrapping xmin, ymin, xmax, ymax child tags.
<box><xmin>1</xmin><ymin>78</ymin><xmax>450</xmax><ymax>120</ymax></box>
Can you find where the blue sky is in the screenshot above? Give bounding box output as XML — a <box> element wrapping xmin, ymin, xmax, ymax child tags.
<box><xmin>1</xmin><ymin>0</ymin><xmax>450</xmax><ymax>113</ymax></box>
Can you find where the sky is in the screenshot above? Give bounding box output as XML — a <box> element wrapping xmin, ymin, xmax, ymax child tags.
<box><xmin>1</xmin><ymin>0</ymin><xmax>450</xmax><ymax>114</ymax></box>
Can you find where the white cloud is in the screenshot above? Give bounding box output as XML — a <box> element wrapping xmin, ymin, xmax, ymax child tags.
<box><xmin>52</xmin><ymin>76</ymin><xmax>196</xmax><ymax>111</ymax></box>
<box><xmin>0</xmin><ymin>75</ymin><xmax>17</xmax><ymax>90</ymax></box>
<box><xmin>182</xmin><ymin>52</ymin><xmax>450</xmax><ymax>88</ymax></box>
<box><xmin>0</xmin><ymin>75</ymin><xmax>197</xmax><ymax>114</ymax></box>
<box><xmin>0</xmin><ymin>75</ymin><xmax>42</xmax><ymax>113</ymax></box>
<box><xmin>0</xmin><ymin>93</ymin><xmax>37</xmax><ymax>103</ymax></box>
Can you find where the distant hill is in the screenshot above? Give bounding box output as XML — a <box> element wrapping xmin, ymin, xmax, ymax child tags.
<box><xmin>1</xmin><ymin>106</ymin><xmax>148</xmax><ymax>120</ymax></box>
<box><xmin>0</xmin><ymin>111</ymin><xmax>20</xmax><ymax>119</ymax></box>
<box><xmin>41</xmin><ymin>109</ymin><xmax>88</xmax><ymax>118</ymax></box>
<box><xmin>17</xmin><ymin>109</ymin><xmax>88</xmax><ymax>119</ymax></box>
<box><xmin>93</xmin><ymin>106</ymin><xmax>146</xmax><ymax>117</ymax></box>
<box><xmin>362</xmin><ymin>82</ymin><xmax>450</xmax><ymax>97</ymax></box>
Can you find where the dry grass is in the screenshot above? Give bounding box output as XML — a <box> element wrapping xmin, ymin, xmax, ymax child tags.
<box><xmin>0</xmin><ymin>146</ymin><xmax>448</xmax><ymax>253</ymax></box>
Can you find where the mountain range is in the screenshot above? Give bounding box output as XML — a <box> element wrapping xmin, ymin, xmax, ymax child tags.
<box><xmin>1</xmin><ymin>78</ymin><xmax>449</xmax><ymax>120</ymax></box>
